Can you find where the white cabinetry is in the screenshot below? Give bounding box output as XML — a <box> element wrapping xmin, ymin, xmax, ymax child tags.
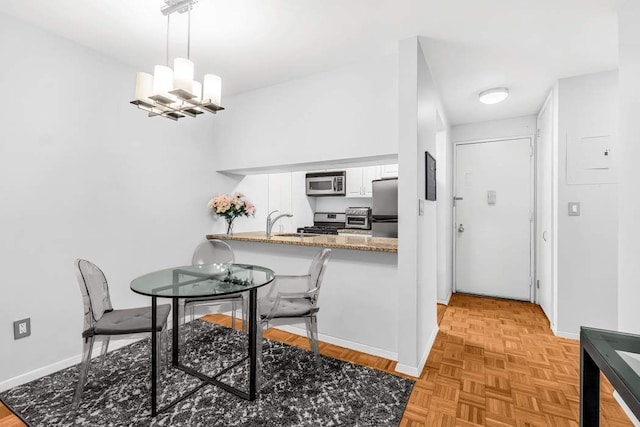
<box><xmin>380</xmin><ymin>164</ymin><xmax>399</xmax><ymax>178</ymax></box>
<box><xmin>346</xmin><ymin>166</ymin><xmax>380</xmax><ymax>198</ymax></box>
<box><xmin>346</xmin><ymin>164</ymin><xmax>397</xmax><ymax>198</ymax></box>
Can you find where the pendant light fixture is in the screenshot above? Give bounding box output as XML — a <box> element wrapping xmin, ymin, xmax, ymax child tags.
<box><xmin>130</xmin><ymin>0</ymin><xmax>224</xmax><ymax>121</ymax></box>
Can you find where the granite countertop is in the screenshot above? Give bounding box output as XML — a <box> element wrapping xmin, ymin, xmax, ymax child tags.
<box><xmin>205</xmin><ymin>231</ymin><xmax>397</xmax><ymax>253</ymax></box>
<box><xmin>336</xmin><ymin>229</ymin><xmax>372</xmax><ymax>235</ymax></box>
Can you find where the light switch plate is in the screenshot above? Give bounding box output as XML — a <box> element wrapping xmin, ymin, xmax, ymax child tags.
<box><xmin>487</xmin><ymin>190</ymin><xmax>497</xmax><ymax>205</ymax></box>
<box><xmin>568</xmin><ymin>202</ymin><xmax>580</xmax><ymax>216</ymax></box>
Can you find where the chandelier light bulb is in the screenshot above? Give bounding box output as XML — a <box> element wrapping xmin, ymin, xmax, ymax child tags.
<box><xmin>134</xmin><ymin>72</ymin><xmax>153</xmax><ymax>103</ymax></box>
<box><xmin>203</xmin><ymin>74</ymin><xmax>222</xmax><ymax>106</ymax></box>
<box><xmin>192</xmin><ymin>80</ymin><xmax>202</xmax><ymax>102</ymax></box>
<box><xmin>173</xmin><ymin>58</ymin><xmax>195</xmax><ymax>94</ymax></box>
<box><xmin>153</xmin><ymin>65</ymin><xmax>174</xmax><ymax>99</ymax></box>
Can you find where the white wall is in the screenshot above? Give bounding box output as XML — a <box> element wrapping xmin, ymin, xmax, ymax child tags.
<box><xmin>451</xmin><ymin>116</ymin><xmax>537</xmax><ymax>143</ymax></box>
<box><xmin>396</xmin><ymin>37</ymin><xmax>448</xmax><ymax>376</ymax></box>
<box><xmin>555</xmin><ymin>70</ymin><xmax>618</xmax><ymax>337</ymax></box>
<box><xmin>617</xmin><ymin>1</ymin><xmax>640</xmax><ymax>335</ymax></box>
<box><xmin>315</xmin><ymin>196</ymin><xmax>372</xmax><ymax>214</ymax></box>
<box><xmin>211</xmin><ymin>55</ymin><xmax>398</xmax><ymax>172</ymax></box>
<box><xmin>0</xmin><ymin>13</ymin><xmax>228</xmax><ymax>385</ymax></box>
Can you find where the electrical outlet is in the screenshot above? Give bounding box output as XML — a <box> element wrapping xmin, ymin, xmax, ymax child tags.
<box><xmin>13</xmin><ymin>318</ymin><xmax>31</xmax><ymax>340</ymax></box>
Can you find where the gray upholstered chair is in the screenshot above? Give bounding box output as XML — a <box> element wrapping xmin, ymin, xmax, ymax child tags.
<box><xmin>258</xmin><ymin>248</ymin><xmax>331</xmax><ymax>373</ymax></box>
<box><xmin>73</xmin><ymin>259</ymin><xmax>171</xmax><ymax>409</ymax></box>
<box><xmin>183</xmin><ymin>240</ymin><xmax>246</xmax><ymax>332</ymax></box>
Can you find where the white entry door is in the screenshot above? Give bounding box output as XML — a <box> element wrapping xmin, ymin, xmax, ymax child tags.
<box><xmin>455</xmin><ymin>138</ymin><xmax>533</xmax><ymax>300</ymax></box>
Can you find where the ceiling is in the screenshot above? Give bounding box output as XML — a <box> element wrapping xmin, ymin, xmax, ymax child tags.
<box><xmin>3</xmin><ymin>0</ymin><xmax>618</xmax><ymax>125</ymax></box>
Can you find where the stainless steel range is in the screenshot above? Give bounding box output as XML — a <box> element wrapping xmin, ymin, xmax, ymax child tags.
<box><xmin>296</xmin><ymin>212</ymin><xmax>345</xmax><ymax>235</ymax></box>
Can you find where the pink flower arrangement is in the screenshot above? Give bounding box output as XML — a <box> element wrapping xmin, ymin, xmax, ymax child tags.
<box><xmin>208</xmin><ymin>193</ymin><xmax>255</xmax><ymax>234</ymax></box>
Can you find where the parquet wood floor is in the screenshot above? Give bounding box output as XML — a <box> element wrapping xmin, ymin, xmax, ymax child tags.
<box><xmin>0</xmin><ymin>295</ymin><xmax>633</xmax><ymax>426</ymax></box>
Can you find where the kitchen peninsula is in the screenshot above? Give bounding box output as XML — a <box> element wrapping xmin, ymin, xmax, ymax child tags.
<box><xmin>205</xmin><ymin>232</ymin><xmax>399</xmax><ymax>361</ymax></box>
<box><xmin>205</xmin><ymin>231</ymin><xmax>397</xmax><ymax>253</ymax></box>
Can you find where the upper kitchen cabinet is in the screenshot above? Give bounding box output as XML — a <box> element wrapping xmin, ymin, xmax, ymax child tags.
<box><xmin>380</xmin><ymin>164</ymin><xmax>399</xmax><ymax>178</ymax></box>
<box><xmin>347</xmin><ymin>166</ymin><xmax>376</xmax><ymax>197</ymax></box>
<box><xmin>347</xmin><ymin>164</ymin><xmax>398</xmax><ymax>198</ymax></box>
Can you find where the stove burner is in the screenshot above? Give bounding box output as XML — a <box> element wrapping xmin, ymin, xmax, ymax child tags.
<box><xmin>296</xmin><ymin>226</ymin><xmax>340</xmax><ymax>235</ymax></box>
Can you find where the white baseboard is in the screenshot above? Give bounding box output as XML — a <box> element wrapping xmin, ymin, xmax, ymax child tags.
<box><xmin>614</xmin><ymin>391</ymin><xmax>640</xmax><ymax>426</ymax></box>
<box><xmin>437</xmin><ymin>293</ymin><xmax>451</xmax><ymax>305</ymax></box>
<box><xmin>272</xmin><ymin>325</ymin><xmax>398</xmax><ymax>362</ymax></box>
<box><xmin>0</xmin><ymin>337</ymin><xmax>143</xmax><ymax>393</ymax></box>
<box><xmin>395</xmin><ymin>326</ymin><xmax>439</xmax><ymax>378</ymax></box>
<box><xmin>552</xmin><ymin>328</ymin><xmax>579</xmax><ymax>340</ymax></box>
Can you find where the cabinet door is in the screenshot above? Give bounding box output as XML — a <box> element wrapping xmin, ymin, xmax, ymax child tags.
<box><xmin>346</xmin><ymin>167</ymin><xmax>364</xmax><ymax>198</ymax></box>
<box><xmin>380</xmin><ymin>163</ymin><xmax>398</xmax><ymax>178</ymax></box>
<box><xmin>362</xmin><ymin>166</ymin><xmax>381</xmax><ymax>197</ymax></box>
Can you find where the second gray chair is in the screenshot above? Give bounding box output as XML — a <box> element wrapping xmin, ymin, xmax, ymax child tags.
<box><xmin>258</xmin><ymin>248</ymin><xmax>331</xmax><ymax>374</ymax></box>
<box><xmin>183</xmin><ymin>240</ymin><xmax>246</xmax><ymax>332</ymax></box>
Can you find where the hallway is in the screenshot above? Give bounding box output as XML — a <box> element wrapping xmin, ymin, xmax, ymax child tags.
<box><xmin>402</xmin><ymin>294</ymin><xmax>632</xmax><ymax>426</ymax></box>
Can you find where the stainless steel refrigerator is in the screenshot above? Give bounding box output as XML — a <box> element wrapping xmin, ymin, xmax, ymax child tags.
<box><xmin>371</xmin><ymin>177</ymin><xmax>398</xmax><ymax>238</ymax></box>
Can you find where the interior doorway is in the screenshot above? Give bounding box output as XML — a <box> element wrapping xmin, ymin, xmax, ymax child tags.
<box><xmin>454</xmin><ymin>137</ymin><xmax>534</xmax><ymax>301</ymax></box>
<box><xmin>536</xmin><ymin>95</ymin><xmax>555</xmax><ymax>325</ymax></box>
<box><xmin>436</xmin><ymin>111</ymin><xmax>453</xmax><ymax>304</ymax></box>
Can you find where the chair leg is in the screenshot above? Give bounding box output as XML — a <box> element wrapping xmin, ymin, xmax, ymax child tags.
<box><xmin>98</xmin><ymin>336</ymin><xmax>110</xmax><ymax>372</ymax></box>
<box><xmin>189</xmin><ymin>304</ymin><xmax>196</xmax><ymax>342</ymax></box>
<box><xmin>305</xmin><ymin>316</ymin><xmax>322</xmax><ymax>373</ymax></box>
<box><xmin>72</xmin><ymin>335</ymin><xmax>95</xmax><ymax>409</ymax></box>
<box><xmin>256</xmin><ymin>320</ymin><xmax>265</xmax><ymax>392</ymax></box>
<box><xmin>156</xmin><ymin>330</ymin><xmax>163</xmax><ymax>394</ymax></box>
<box><xmin>231</xmin><ymin>300</ymin><xmax>237</xmax><ymax>331</ymax></box>
<box><xmin>241</xmin><ymin>295</ymin><xmax>247</xmax><ymax>333</ymax></box>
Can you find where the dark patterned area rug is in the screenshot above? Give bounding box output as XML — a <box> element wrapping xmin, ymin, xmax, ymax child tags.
<box><xmin>0</xmin><ymin>320</ymin><xmax>413</xmax><ymax>426</ymax></box>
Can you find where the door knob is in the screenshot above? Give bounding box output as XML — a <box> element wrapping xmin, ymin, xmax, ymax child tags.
<box><xmin>458</xmin><ymin>224</ymin><xmax>465</xmax><ymax>232</ymax></box>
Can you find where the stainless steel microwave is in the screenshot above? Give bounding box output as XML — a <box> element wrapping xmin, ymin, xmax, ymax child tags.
<box><xmin>305</xmin><ymin>171</ymin><xmax>346</xmax><ymax>196</ymax></box>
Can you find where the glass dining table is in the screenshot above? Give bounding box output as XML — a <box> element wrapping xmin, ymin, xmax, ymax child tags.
<box><xmin>130</xmin><ymin>263</ymin><xmax>275</xmax><ymax>417</ymax></box>
<box><xmin>581</xmin><ymin>326</ymin><xmax>640</xmax><ymax>425</ymax></box>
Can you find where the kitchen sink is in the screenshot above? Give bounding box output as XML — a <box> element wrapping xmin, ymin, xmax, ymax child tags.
<box><xmin>273</xmin><ymin>233</ymin><xmax>321</xmax><ymax>238</ymax></box>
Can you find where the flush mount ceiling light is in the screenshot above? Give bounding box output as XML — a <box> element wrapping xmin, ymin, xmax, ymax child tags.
<box><xmin>478</xmin><ymin>87</ymin><xmax>509</xmax><ymax>105</ymax></box>
<box><xmin>130</xmin><ymin>0</ymin><xmax>224</xmax><ymax>121</ymax></box>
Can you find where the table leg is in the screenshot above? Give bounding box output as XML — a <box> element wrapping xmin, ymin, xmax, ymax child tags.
<box><xmin>581</xmin><ymin>344</ymin><xmax>600</xmax><ymax>426</ymax></box>
<box><xmin>151</xmin><ymin>297</ymin><xmax>157</xmax><ymax>417</ymax></box>
<box><xmin>248</xmin><ymin>289</ymin><xmax>258</xmax><ymax>400</ymax></box>
<box><xmin>172</xmin><ymin>297</ymin><xmax>179</xmax><ymax>366</ymax></box>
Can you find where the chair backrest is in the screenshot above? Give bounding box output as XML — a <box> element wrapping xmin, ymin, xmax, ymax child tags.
<box><xmin>75</xmin><ymin>259</ymin><xmax>113</xmax><ymax>334</ymax></box>
<box><xmin>192</xmin><ymin>239</ymin><xmax>235</xmax><ymax>265</ymax></box>
<box><xmin>307</xmin><ymin>249</ymin><xmax>331</xmax><ymax>305</ymax></box>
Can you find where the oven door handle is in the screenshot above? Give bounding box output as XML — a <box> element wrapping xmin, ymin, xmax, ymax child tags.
<box><xmin>332</xmin><ymin>177</ymin><xmax>337</xmax><ymax>191</ymax></box>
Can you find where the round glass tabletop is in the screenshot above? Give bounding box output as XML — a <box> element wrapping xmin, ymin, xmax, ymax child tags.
<box><xmin>130</xmin><ymin>263</ymin><xmax>275</xmax><ymax>298</ymax></box>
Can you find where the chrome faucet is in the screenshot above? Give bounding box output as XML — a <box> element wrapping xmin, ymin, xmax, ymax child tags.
<box><xmin>266</xmin><ymin>210</ymin><xmax>293</xmax><ymax>238</ymax></box>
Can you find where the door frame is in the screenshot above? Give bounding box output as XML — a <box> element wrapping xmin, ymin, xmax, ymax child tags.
<box><xmin>536</xmin><ymin>91</ymin><xmax>556</xmax><ymax>327</ymax></box>
<box><xmin>452</xmin><ymin>135</ymin><xmax>536</xmax><ymax>302</ymax></box>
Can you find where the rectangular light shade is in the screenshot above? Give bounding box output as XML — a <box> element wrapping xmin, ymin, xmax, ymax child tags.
<box><xmin>192</xmin><ymin>80</ymin><xmax>202</xmax><ymax>102</ymax></box>
<box><xmin>203</xmin><ymin>74</ymin><xmax>222</xmax><ymax>106</ymax></box>
<box><xmin>173</xmin><ymin>58</ymin><xmax>194</xmax><ymax>92</ymax></box>
<box><xmin>153</xmin><ymin>65</ymin><xmax>174</xmax><ymax>98</ymax></box>
<box><xmin>134</xmin><ymin>72</ymin><xmax>153</xmax><ymax>101</ymax></box>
